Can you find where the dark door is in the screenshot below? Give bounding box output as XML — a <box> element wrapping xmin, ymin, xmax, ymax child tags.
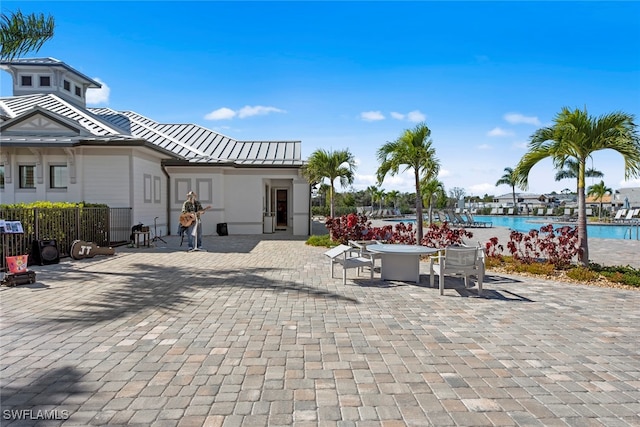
<box><xmin>276</xmin><ymin>189</ymin><xmax>287</xmax><ymax>227</ymax></box>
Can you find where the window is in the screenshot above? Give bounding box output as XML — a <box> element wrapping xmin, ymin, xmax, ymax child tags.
<box><xmin>50</xmin><ymin>165</ymin><xmax>67</xmax><ymax>189</ymax></box>
<box><xmin>19</xmin><ymin>165</ymin><xmax>35</xmax><ymax>189</ymax></box>
<box><xmin>0</xmin><ymin>165</ymin><xmax>4</xmax><ymax>189</ymax></box>
<box><xmin>39</xmin><ymin>76</ymin><xmax>51</xmax><ymax>87</ymax></box>
<box><xmin>74</xmin><ymin>85</ymin><xmax>82</xmax><ymax>97</ymax></box>
<box><xmin>63</xmin><ymin>80</ymin><xmax>71</xmax><ymax>91</ymax></box>
<box><xmin>21</xmin><ymin>75</ymin><xmax>32</xmax><ymax>86</ymax></box>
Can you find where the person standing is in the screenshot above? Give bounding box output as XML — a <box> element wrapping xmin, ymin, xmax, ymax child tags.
<box><xmin>181</xmin><ymin>191</ymin><xmax>204</xmax><ymax>251</ymax></box>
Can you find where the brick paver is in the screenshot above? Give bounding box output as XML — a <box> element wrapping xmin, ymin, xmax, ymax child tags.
<box><xmin>1</xmin><ymin>231</ymin><xmax>639</xmax><ymax>426</ymax></box>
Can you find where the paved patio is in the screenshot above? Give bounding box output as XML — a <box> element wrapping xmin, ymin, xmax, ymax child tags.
<box><xmin>1</xmin><ymin>229</ymin><xmax>639</xmax><ymax>426</ymax></box>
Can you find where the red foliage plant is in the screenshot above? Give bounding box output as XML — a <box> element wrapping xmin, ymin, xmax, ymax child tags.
<box><xmin>485</xmin><ymin>224</ymin><xmax>583</xmax><ymax>268</ymax></box>
<box><xmin>420</xmin><ymin>221</ymin><xmax>473</xmax><ymax>248</ymax></box>
<box><xmin>325</xmin><ymin>215</ymin><xmax>470</xmax><ymax>248</ymax></box>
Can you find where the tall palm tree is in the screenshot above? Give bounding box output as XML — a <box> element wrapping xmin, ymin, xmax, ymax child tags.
<box><xmin>302</xmin><ymin>149</ymin><xmax>356</xmax><ymax>218</ymax></box>
<box><xmin>587</xmin><ymin>180</ymin><xmax>612</xmax><ymax>220</ymax></box>
<box><xmin>514</xmin><ymin>107</ymin><xmax>640</xmax><ymax>266</ymax></box>
<box><xmin>366</xmin><ymin>185</ymin><xmax>379</xmax><ymax>214</ymax></box>
<box><xmin>420</xmin><ymin>177</ymin><xmax>445</xmax><ymax>225</ymax></box>
<box><xmin>386</xmin><ymin>190</ymin><xmax>400</xmax><ymax>209</ymax></box>
<box><xmin>374</xmin><ymin>187</ymin><xmax>386</xmax><ymax>210</ymax></box>
<box><xmin>1</xmin><ymin>10</ymin><xmax>55</xmax><ymax>60</ymax></box>
<box><xmin>377</xmin><ymin>122</ymin><xmax>440</xmax><ymax>243</ymax></box>
<box><xmin>555</xmin><ymin>158</ymin><xmax>604</xmax><ymax>182</ymax></box>
<box><xmin>495</xmin><ymin>167</ymin><xmax>520</xmax><ymax>215</ymax></box>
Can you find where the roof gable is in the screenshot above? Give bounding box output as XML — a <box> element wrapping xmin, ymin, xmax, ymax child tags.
<box><xmin>0</xmin><ymin>106</ymin><xmax>87</xmax><ymax>136</ymax></box>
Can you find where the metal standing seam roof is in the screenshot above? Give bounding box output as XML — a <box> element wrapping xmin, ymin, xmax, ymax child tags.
<box><xmin>0</xmin><ymin>93</ymin><xmax>304</xmax><ymax>166</ymax></box>
<box><xmin>0</xmin><ymin>94</ymin><xmax>126</xmax><ymax>136</ymax></box>
<box><xmin>91</xmin><ymin>108</ymin><xmax>303</xmax><ymax>166</ymax></box>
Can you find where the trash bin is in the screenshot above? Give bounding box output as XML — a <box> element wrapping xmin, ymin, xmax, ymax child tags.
<box><xmin>263</xmin><ymin>215</ymin><xmax>275</xmax><ymax>234</ymax></box>
<box><xmin>216</xmin><ymin>223</ymin><xmax>228</xmax><ymax>236</ymax></box>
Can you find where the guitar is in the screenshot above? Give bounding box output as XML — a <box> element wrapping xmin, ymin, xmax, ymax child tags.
<box><xmin>179</xmin><ymin>206</ymin><xmax>211</xmax><ymax>227</ymax></box>
<box><xmin>71</xmin><ymin>240</ymin><xmax>116</xmax><ymax>260</ymax></box>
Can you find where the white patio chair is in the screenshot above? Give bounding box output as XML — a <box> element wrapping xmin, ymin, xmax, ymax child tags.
<box><xmin>430</xmin><ymin>245</ymin><xmax>483</xmax><ymax>296</ymax></box>
<box><xmin>324</xmin><ymin>244</ymin><xmax>374</xmax><ymax>285</ymax></box>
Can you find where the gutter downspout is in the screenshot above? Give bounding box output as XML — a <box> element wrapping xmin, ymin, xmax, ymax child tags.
<box><xmin>161</xmin><ymin>162</ymin><xmax>172</xmax><ymax>235</ymax></box>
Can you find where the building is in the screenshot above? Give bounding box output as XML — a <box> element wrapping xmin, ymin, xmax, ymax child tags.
<box><xmin>0</xmin><ymin>58</ymin><xmax>312</xmax><ymax>237</ymax></box>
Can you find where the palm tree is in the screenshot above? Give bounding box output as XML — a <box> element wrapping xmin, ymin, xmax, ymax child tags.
<box><xmin>555</xmin><ymin>158</ymin><xmax>604</xmax><ymax>181</ymax></box>
<box><xmin>587</xmin><ymin>180</ymin><xmax>612</xmax><ymax>220</ymax></box>
<box><xmin>514</xmin><ymin>107</ymin><xmax>640</xmax><ymax>266</ymax></box>
<box><xmin>1</xmin><ymin>10</ymin><xmax>55</xmax><ymax>60</ymax></box>
<box><xmin>495</xmin><ymin>167</ymin><xmax>521</xmax><ymax>215</ymax></box>
<box><xmin>386</xmin><ymin>190</ymin><xmax>400</xmax><ymax>210</ymax></box>
<box><xmin>377</xmin><ymin>122</ymin><xmax>440</xmax><ymax>243</ymax></box>
<box><xmin>420</xmin><ymin>177</ymin><xmax>445</xmax><ymax>225</ymax></box>
<box><xmin>302</xmin><ymin>149</ymin><xmax>356</xmax><ymax>218</ymax></box>
<box><xmin>366</xmin><ymin>185</ymin><xmax>379</xmax><ymax>214</ymax></box>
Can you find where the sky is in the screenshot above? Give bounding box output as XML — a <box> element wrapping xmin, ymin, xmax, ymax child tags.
<box><xmin>2</xmin><ymin>1</ymin><xmax>639</xmax><ymax>197</ymax></box>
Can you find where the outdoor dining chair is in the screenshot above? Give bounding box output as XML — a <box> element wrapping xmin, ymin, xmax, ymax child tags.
<box><xmin>430</xmin><ymin>245</ymin><xmax>484</xmax><ymax>296</ymax></box>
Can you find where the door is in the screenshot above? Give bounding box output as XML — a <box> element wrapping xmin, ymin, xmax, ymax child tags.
<box><xmin>276</xmin><ymin>189</ymin><xmax>288</xmax><ymax>228</ymax></box>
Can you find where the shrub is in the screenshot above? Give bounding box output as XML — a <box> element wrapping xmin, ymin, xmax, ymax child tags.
<box><xmin>306</xmin><ymin>234</ymin><xmax>335</xmax><ymax>247</ymax></box>
<box><xmin>589</xmin><ymin>263</ymin><xmax>640</xmax><ymax>288</ymax></box>
<box><xmin>492</xmin><ymin>224</ymin><xmax>582</xmax><ymax>268</ymax></box>
<box><xmin>421</xmin><ymin>221</ymin><xmax>473</xmax><ymax>248</ymax></box>
<box><xmin>566</xmin><ymin>267</ymin><xmax>599</xmax><ymax>282</ymax></box>
<box><xmin>324</xmin><ymin>214</ymin><xmax>470</xmax><ymax>248</ymax></box>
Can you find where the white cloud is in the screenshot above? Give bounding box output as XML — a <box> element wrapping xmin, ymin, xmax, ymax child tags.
<box><xmin>438</xmin><ymin>169</ymin><xmax>451</xmax><ymax>178</ymax></box>
<box><xmin>504</xmin><ymin>112</ymin><xmax>541</xmax><ymax>126</ymax></box>
<box><xmin>205</xmin><ymin>107</ymin><xmax>236</xmax><ymax>120</ymax></box>
<box><xmin>407</xmin><ymin>110</ymin><xmax>426</xmax><ymax>123</ymax></box>
<box><xmin>389</xmin><ymin>110</ymin><xmax>426</xmax><ymax>122</ymax></box>
<box><xmin>237</xmin><ymin>105</ymin><xmax>285</xmax><ymax>118</ymax></box>
<box><xmin>360</xmin><ymin>111</ymin><xmax>385</xmax><ymax>121</ymax></box>
<box><xmin>86</xmin><ymin>78</ymin><xmax>110</xmax><ymax>105</ymax></box>
<box><xmin>487</xmin><ymin>127</ymin><xmax>514</xmax><ymax>137</ymax></box>
<box><xmin>204</xmin><ymin>105</ymin><xmax>285</xmax><ymax>120</ymax></box>
<box><xmin>477</xmin><ymin>144</ymin><xmax>492</xmax><ymax>150</ymax></box>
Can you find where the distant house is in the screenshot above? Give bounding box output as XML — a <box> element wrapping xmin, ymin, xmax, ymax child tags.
<box><xmin>612</xmin><ymin>187</ymin><xmax>640</xmax><ymax>210</ymax></box>
<box><xmin>0</xmin><ymin>58</ymin><xmax>312</xmax><ymax>236</ymax></box>
<box><xmin>492</xmin><ymin>193</ymin><xmax>547</xmax><ymax>208</ymax></box>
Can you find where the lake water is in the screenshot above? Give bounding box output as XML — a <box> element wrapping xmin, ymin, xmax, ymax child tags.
<box><xmin>387</xmin><ymin>215</ymin><xmax>639</xmax><ymax>240</ymax></box>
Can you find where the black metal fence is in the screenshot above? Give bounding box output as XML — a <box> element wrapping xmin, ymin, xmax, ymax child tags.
<box><xmin>1</xmin><ymin>207</ymin><xmax>132</xmax><ymax>271</ymax></box>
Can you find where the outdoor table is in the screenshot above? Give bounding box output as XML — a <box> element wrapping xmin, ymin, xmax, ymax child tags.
<box><xmin>366</xmin><ymin>244</ymin><xmax>438</xmax><ymax>283</ymax></box>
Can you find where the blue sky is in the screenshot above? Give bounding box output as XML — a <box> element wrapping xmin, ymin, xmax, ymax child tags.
<box><xmin>2</xmin><ymin>1</ymin><xmax>639</xmax><ymax>197</ymax></box>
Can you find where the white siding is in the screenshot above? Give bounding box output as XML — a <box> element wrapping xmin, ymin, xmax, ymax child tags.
<box><xmin>81</xmin><ymin>153</ymin><xmax>131</xmax><ymax>206</ymax></box>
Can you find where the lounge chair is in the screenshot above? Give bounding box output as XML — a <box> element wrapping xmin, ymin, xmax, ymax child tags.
<box><xmin>545</xmin><ymin>208</ymin><xmax>554</xmax><ymax>216</ymax></box>
<box><xmin>489</xmin><ymin>208</ymin><xmax>498</xmax><ymax>215</ymax></box>
<box><xmin>536</xmin><ymin>208</ymin><xmax>545</xmax><ymax>216</ymax></box>
<box><xmin>506</xmin><ymin>208</ymin><xmax>514</xmax><ymax>215</ymax></box>
<box><xmin>613</xmin><ymin>209</ymin><xmax>626</xmax><ymax>222</ymax></box>
<box><xmin>586</xmin><ymin>208</ymin><xmax>593</xmax><ymax>217</ymax></box>
<box><xmin>430</xmin><ymin>245</ymin><xmax>484</xmax><ymax>296</ymax></box>
<box><xmin>464</xmin><ymin>212</ymin><xmax>492</xmax><ymax>228</ymax></box>
<box><xmin>622</xmin><ymin>209</ymin><xmax>636</xmax><ymax>223</ymax></box>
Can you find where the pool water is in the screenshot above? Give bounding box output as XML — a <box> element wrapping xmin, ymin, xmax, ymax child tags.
<box><xmin>473</xmin><ymin>215</ymin><xmax>635</xmax><ymax>240</ymax></box>
<box><xmin>386</xmin><ymin>215</ymin><xmax>638</xmax><ymax>240</ymax></box>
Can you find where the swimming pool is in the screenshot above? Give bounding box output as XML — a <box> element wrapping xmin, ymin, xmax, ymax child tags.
<box><xmin>473</xmin><ymin>215</ymin><xmax>637</xmax><ymax>240</ymax></box>
<box><xmin>386</xmin><ymin>215</ymin><xmax>638</xmax><ymax>240</ymax></box>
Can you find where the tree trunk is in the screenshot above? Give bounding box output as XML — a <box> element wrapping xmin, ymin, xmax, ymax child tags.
<box><xmin>577</xmin><ymin>160</ymin><xmax>589</xmax><ymax>266</ymax></box>
<box><xmin>415</xmin><ymin>170</ymin><xmax>423</xmax><ymax>244</ymax></box>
